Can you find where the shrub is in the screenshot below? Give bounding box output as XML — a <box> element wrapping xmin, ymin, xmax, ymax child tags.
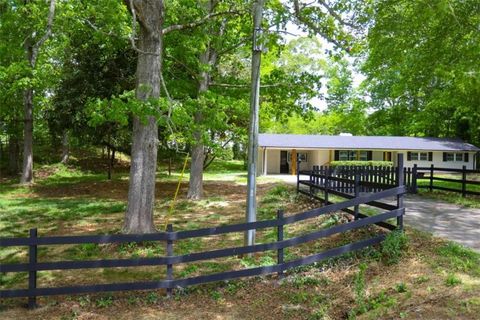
<box><xmin>381</xmin><ymin>231</ymin><xmax>408</xmax><ymax>265</ymax></box>
<box><xmin>330</xmin><ymin>161</ymin><xmax>393</xmax><ymax>167</ymax></box>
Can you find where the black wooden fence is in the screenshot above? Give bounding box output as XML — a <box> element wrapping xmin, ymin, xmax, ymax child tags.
<box><xmin>416</xmin><ymin>165</ymin><xmax>480</xmax><ymax>197</ymax></box>
<box><xmin>297</xmin><ymin>154</ymin><xmax>406</xmax><ymax>230</ymax></box>
<box><xmin>297</xmin><ymin>155</ymin><xmax>415</xmax><ymax>195</ymax></box>
<box><xmin>0</xmin><ymin>186</ymin><xmax>406</xmax><ymax>309</ymax></box>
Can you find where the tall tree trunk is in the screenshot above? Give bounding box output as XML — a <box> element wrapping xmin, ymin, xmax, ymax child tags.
<box><xmin>187</xmin><ymin>110</ymin><xmax>205</xmax><ymax>200</ymax></box>
<box><xmin>187</xmin><ymin>0</ymin><xmax>219</xmax><ymax>200</ymax></box>
<box><xmin>60</xmin><ymin>130</ymin><xmax>69</xmax><ymax>164</ymax></box>
<box><xmin>187</xmin><ymin>49</ymin><xmax>209</xmax><ymax>200</ymax></box>
<box><xmin>124</xmin><ymin>0</ymin><xmax>163</xmax><ymax>234</ymax></box>
<box><xmin>20</xmin><ymin>86</ymin><xmax>34</xmax><ymax>184</ymax></box>
<box><xmin>108</xmin><ymin>148</ymin><xmax>116</xmax><ymax>180</ymax></box>
<box><xmin>8</xmin><ymin>135</ymin><xmax>19</xmax><ymax>175</ymax></box>
<box><xmin>20</xmin><ymin>0</ymin><xmax>56</xmax><ymax>184</ymax></box>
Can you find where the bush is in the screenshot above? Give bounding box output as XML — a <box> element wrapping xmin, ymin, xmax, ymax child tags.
<box><xmin>381</xmin><ymin>231</ymin><xmax>408</xmax><ymax>265</ymax></box>
<box><xmin>330</xmin><ymin>161</ymin><xmax>393</xmax><ymax>167</ymax></box>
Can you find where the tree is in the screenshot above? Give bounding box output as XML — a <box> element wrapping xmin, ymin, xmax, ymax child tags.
<box><xmin>123</xmin><ymin>0</ymin><xmax>245</xmax><ymax>233</ymax></box>
<box><xmin>122</xmin><ymin>0</ymin><xmax>164</xmax><ymax>234</ymax></box>
<box><xmin>20</xmin><ymin>0</ymin><xmax>56</xmax><ymax>184</ymax></box>
<box><xmin>47</xmin><ymin>2</ymin><xmax>135</xmax><ymax>173</ymax></box>
<box><xmin>363</xmin><ymin>0</ymin><xmax>480</xmax><ymax>145</ymax></box>
<box><xmin>186</xmin><ymin>0</ymin><xmax>247</xmax><ymax>200</ymax></box>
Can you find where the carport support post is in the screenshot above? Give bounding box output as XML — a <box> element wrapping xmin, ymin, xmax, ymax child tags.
<box><xmin>28</xmin><ymin>228</ymin><xmax>38</xmax><ymax>309</ymax></box>
<box><xmin>397</xmin><ymin>154</ymin><xmax>404</xmax><ymax>230</ymax></box>
<box><xmin>462</xmin><ymin>165</ymin><xmax>467</xmax><ymax>197</ymax></box>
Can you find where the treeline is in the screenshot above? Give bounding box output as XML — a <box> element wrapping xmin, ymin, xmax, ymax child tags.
<box><xmin>0</xmin><ymin>0</ymin><xmax>478</xmax><ymax>232</ymax></box>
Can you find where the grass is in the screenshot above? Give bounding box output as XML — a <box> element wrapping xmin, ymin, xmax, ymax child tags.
<box><xmin>416</xmin><ymin>174</ymin><xmax>480</xmax><ymax>208</ymax></box>
<box><xmin>1</xmin><ymin>159</ymin><xmax>480</xmax><ymax>319</ymax></box>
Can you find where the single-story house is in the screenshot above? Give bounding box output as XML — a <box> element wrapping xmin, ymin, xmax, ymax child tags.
<box><xmin>258</xmin><ymin>134</ymin><xmax>480</xmax><ymax>175</ymax></box>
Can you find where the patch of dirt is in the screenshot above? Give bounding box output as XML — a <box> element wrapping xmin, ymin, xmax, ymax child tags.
<box><xmin>2</xmin><ymin>178</ymin><xmax>480</xmax><ymax>319</ymax></box>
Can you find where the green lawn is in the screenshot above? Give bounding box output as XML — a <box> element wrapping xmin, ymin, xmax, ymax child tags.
<box><xmin>416</xmin><ymin>174</ymin><xmax>480</xmax><ymax>208</ymax></box>
<box><xmin>1</xmin><ymin>161</ymin><xmax>480</xmax><ymax>319</ymax></box>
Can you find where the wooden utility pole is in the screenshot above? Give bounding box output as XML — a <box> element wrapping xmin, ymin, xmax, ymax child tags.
<box><xmin>245</xmin><ymin>0</ymin><xmax>265</xmax><ymax>247</ymax></box>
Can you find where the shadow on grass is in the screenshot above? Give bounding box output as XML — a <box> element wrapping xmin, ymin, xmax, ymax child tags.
<box><xmin>0</xmin><ymin>197</ymin><xmax>126</xmax><ymax>237</ymax></box>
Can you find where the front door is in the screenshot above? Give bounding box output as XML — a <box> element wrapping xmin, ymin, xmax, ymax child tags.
<box><xmin>280</xmin><ymin>151</ymin><xmax>289</xmax><ymax>174</ymax></box>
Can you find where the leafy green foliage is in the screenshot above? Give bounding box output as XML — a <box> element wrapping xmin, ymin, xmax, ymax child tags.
<box><xmin>381</xmin><ymin>231</ymin><xmax>408</xmax><ymax>265</ymax></box>
<box><xmin>363</xmin><ymin>0</ymin><xmax>480</xmax><ymax>146</ymax></box>
<box><xmin>445</xmin><ymin>274</ymin><xmax>462</xmax><ymax>287</ymax></box>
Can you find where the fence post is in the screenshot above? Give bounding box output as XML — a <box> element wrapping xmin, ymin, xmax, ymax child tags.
<box><xmin>354</xmin><ymin>174</ymin><xmax>360</xmax><ymax>220</ymax></box>
<box><xmin>412</xmin><ymin>164</ymin><xmax>418</xmax><ymax>193</ymax></box>
<box><xmin>462</xmin><ymin>165</ymin><xmax>467</xmax><ymax>198</ymax></box>
<box><xmin>429</xmin><ymin>164</ymin><xmax>434</xmax><ymax>192</ymax></box>
<box><xmin>397</xmin><ymin>154</ymin><xmax>405</xmax><ymax>231</ymax></box>
<box><xmin>277</xmin><ymin>210</ymin><xmax>284</xmax><ymax>279</ymax></box>
<box><xmin>324</xmin><ymin>169</ymin><xmax>329</xmax><ymax>206</ymax></box>
<box><xmin>166</xmin><ymin>224</ymin><xmax>174</xmax><ymax>298</ymax></box>
<box><xmin>28</xmin><ymin>228</ymin><xmax>38</xmax><ymax>309</ymax></box>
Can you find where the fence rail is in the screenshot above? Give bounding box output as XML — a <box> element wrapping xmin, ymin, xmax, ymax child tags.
<box><xmin>0</xmin><ymin>186</ymin><xmax>406</xmax><ymax>308</ymax></box>
<box><xmin>0</xmin><ymin>184</ymin><xmax>405</xmax><ymax>308</ymax></box>
<box><xmin>416</xmin><ymin>165</ymin><xmax>480</xmax><ymax>197</ymax></box>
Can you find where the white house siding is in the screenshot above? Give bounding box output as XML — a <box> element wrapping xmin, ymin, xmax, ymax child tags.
<box><xmin>396</xmin><ymin>151</ymin><xmax>476</xmax><ymax>170</ymax></box>
<box><xmin>265</xmin><ymin>149</ymin><xmax>280</xmax><ymax>174</ymax></box>
<box><xmin>310</xmin><ymin>150</ymin><xmax>330</xmax><ymax>167</ymax></box>
<box><xmin>372</xmin><ymin>151</ymin><xmax>383</xmax><ymax>161</ymax></box>
<box><xmin>258</xmin><ymin>148</ymin><xmax>477</xmax><ymax>175</ymax></box>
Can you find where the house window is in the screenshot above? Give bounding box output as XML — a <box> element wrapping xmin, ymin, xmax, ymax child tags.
<box><xmin>359</xmin><ymin>151</ymin><xmax>368</xmax><ymax>161</ymax></box>
<box><xmin>407</xmin><ymin>152</ymin><xmax>433</xmax><ymax>161</ymax></box>
<box><xmin>444</xmin><ymin>152</ymin><xmax>468</xmax><ymax>162</ymax></box>
<box><xmin>410</xmin><ymin>152</ymin><xmax>429</xmax><ymax>161</ymax></box>
<box><xmin>287</xmin><ymin>152</ymin><xmax>308</xmax><ymax>162</ymax></box>
<box><xmin>339</xmin><ymin>150</ymin><xmax>356</xmax><ymax>161</ymax></box>
<box><xmin>298</xmin><ymin>152</ymin><xmax>308</xmax><ymax>162</ymax></box>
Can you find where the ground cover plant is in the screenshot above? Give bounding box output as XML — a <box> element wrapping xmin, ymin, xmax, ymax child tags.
<box><xmin>1</xmin><ymin>159</ymin><xmax>480</xmax><ymax>319</ymax></box>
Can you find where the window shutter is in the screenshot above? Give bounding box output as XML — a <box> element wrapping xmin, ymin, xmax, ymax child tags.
<box><xmin>464</xmin><ymin>153</ymin><xmax>469</xmax><ymax>162</ymax></box>
<box><xmin>407</xmin><ymin>152</ymin><xmax>411</xmax><ymax>161</ymax></box>
<box><xmin>367</xmin><ymin>151</ymin><xmax>373</xmax><ymax>161</ymax></box>
<box><xmin>428</xmin><ymin>152</ymin><xmax>433</xmax><ymax>161</ymax></box>
<box><xmin>443</xmin><ymin>152</ymin><xmax>447</xmax><ymax>162</ymax></box>
<box><xmin>334</xmin><ymin>150</ymin><xmax>339</xmax><ymax>161</ymax></box>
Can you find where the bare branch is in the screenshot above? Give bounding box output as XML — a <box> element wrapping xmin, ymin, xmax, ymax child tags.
<box><xmin>162</xmin><ymin>10</ymin><xmax>240</xmax><ymax>35</ymax></box>
<box><xmin>33</xmin><ymin>0</ymin><xmax>56</xmax><ymax>49</ymax></box>
<box><xmin>29</xmin><ymin>0</ymin><xmax>55</xmax><ymax>67</ymax></box>
<box><xmin>126</xmin><ymin>0</ymin><xmax>159</xmax><ymax>56</ymax></box>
